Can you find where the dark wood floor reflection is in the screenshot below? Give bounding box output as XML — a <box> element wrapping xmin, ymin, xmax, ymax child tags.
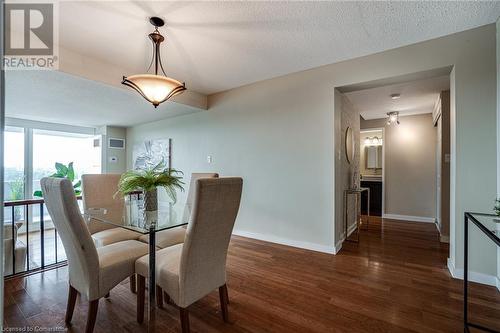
<box><xmin>4</xmin><ymin>218</ymin><xmax>499</xmax><ymax>332</ymax></box>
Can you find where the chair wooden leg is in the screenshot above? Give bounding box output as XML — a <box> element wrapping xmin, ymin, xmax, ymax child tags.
<box><xmin>219</xmin><ymin>284</ymin><xmax>229</xmax><ymax>322</ymax></box>
<box><xmin>137</xmin><ymin>275</ymin><xmax>145</xmax><ymax>323</ymax></box>
<box><xmin>85</xmin><ymin>299</ymin><xmax>99</xmax><ymax>333</ymax></box>
<box><xmin>65</xmin><ymin>285</ymin><xmax>78</xmax><ymax>324</ymax></box>
<box><xmin>130</xmin><ymin>274</ymin><xmax>137</xmax><ymax>294</ymax></box>
<box><xmin>179</xmin><ymin>308</ymin><xmax>190</xmax><ymax>333</ymax></box>
<box><xmin>156</xmin><ymin>286</ymin><xmax>163</xmax><ymax>309</ymax></box>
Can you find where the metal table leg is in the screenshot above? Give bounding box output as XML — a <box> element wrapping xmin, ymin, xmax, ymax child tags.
<box><xmin>343</xmin><ymin>191</ymin><xmax>348</xmax><ymax>241</ymax></box>
<box><xmin>464</xmin><ymin>213</ymin><xmax>468</xmax><ymax>332</ymax></box>
<box><xmin>148</xmin><ymin>227</ymin><xmax>156</xmax><ymax>332</ymax></box>
<box><xmin>367</xmin><ymin>188</ymin><xmax>370</xmax><ymax>229</ymax></box>
<box><xmin>356</xmin><ymin>192</ymin><xmax>360</xmax><ymax>242</ymax></box>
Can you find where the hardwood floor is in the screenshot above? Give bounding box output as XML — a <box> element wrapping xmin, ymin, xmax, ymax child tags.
<box><xmin>4</xmin><ymin>218</ymin><xmax>499</xmax><ymax>332</ymax></box>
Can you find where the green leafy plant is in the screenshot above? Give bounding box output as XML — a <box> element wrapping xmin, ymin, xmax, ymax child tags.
<box><xmin>10</xmin><ymin>177</ymin><xmax>24</xmax><ymax>200</ymax></box>
<box><xmin>33</xmin><ymin>162</ymin><xmax>81</xmax><ymax>197</ymax></box>
<box><xmin>494</xmin><ymin>198</ymin><xmax>500</xmax><ymax>216</ymax></box>
<box><xmin>117</xmin><ymin>163</ymin><xmax>184</xmax><ymax>203</ymax></box>
<box><xmin>10</xmin><ymin>177</ymin><xmax>24</xmax><ymax>220</ymax></box>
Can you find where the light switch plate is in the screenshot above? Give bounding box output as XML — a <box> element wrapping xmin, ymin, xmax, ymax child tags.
<box><xmin>207</xmin><ymin>155</ymin><xmax>212</xmax><ymax>163</ymax></box>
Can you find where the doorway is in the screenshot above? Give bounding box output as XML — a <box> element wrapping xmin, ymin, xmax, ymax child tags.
<box><xmin>335</xmin><ymin>68</ymin><xmax>452</xmax><ymax>248</ymax></box>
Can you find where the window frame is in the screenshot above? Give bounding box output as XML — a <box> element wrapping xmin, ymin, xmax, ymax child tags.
<box><xmin>5</xmin><ymin>118</ymin><xmax>103</xmax><ymax>228</ymax></box>
<box><xmin>6</xmin><ymin>117</ymin><xmax>100</xmax><ymax>201</ymax></box>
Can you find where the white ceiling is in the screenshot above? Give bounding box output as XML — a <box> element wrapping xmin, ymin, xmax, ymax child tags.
<box><xmin>5</xmin><ymin>70</ymin><xmax>200</xmax><ymax>127</ymax></box>
<box><xmin>58</xmin><ymin>1</ymin><xmax>500</xmax><ymax>95</ymax></box>
<box><xmin>7</xmin><ymin>1</ymin><xmax>500</xmax><ymax>127</ymax></box>
<box><xmin>345</xmin><ymin>75</ymin><xmax>450</xmax><ymax>120</ymax></box>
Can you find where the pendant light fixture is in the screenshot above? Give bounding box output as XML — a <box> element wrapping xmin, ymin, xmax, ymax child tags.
<box><xmin>386</xmin><ymin>111</ymin><xmax>400</xmax><ymax>125</ymax></box>
<box><xmin>122</xmin><ymin>17</ymin><xmax>186</xmax><ymax>108</ymax></box>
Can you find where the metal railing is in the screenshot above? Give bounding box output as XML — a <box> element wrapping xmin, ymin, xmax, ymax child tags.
<box><xmin>3</xmin><ymin>196</ymin><xmax>82</xmax><ymax>279</ymax></box>
<box><xmin>3</xmin><ymin>192</ymin><xmax>142</xmax><ymax>280</ymax></box>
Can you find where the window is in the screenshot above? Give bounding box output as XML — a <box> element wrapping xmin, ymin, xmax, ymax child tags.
<box><xmin>32</xmin><ymin>129</ymin><xmax>101</xmax><ymax>197</ymax></box>
<box><xmin>4</xmin><ymin>127</ymin><xmax>25</xmax><ymax>224</ymax></box>
<box><xmin>3</xmin><ymin>120</ymin><xmax>102</xmax><ymax>272</ymax></box>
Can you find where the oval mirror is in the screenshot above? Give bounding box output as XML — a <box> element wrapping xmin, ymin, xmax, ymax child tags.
<box><xmin>345</xmin><ymin>126</ymin><xmax>354</xmax><ymax>164</ymax></box>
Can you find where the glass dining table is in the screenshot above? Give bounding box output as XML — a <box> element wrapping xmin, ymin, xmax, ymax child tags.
<box><xmin>85</xmin><ymin>193</ymin><xmax>188</xmax><ymax>332</ymax></box>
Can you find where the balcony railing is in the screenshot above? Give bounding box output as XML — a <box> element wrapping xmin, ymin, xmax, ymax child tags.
<box><xmin>3</xmin><ymin>196</ymin><xmax>83</xmax><ymax>279</ymax></box>
<box><xmin>3</xmin><ymin>192</ymin><xmax>142</xmax><ymax>279</ymax></box>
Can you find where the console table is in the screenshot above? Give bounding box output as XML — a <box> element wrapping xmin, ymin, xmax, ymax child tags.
<box><xmin>343</xmin><ymin>187</ymin><xmax>370</xmax><ymax>243</ymax></box>
<box><xmin>463</xmin><ymin>212</ymin><xmax>500</xmax><ymax>333</ymax></box>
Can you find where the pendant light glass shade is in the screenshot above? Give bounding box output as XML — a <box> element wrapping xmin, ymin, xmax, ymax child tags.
<box><xmin>122</xmin><ymin>74</ymin><xmax>186</xmax><ymax>107</ymax></box>
<box><xmin>122</xmin><ymin>17</ymin><xmax>186</xmax><ymax>108</ymax></box>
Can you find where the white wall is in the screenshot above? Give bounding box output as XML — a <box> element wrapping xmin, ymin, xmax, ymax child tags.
<box><xmin>385</xmin><ymin>114</ymin><xmax>436</xmax><ymax>219</ymax></box>
<box><xmin>128</xmin><ymin>24</ymin><xmax>497</xmax><ymax>278</ymax></box>
<box><xmin>128</xmin><ymin>76</ymin><xmax>336</xmax><ymax>253</ymax></box>
<box><xmin>99</xmin><ymin>126</ymin><xmax>127</xmax><ymax>174</ymax></box>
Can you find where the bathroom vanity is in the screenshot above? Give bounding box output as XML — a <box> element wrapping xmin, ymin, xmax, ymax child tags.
<box><xmin>361</xmin><ymin>176</ymin><xmax>382</xmax><ymax>216</ymax></box>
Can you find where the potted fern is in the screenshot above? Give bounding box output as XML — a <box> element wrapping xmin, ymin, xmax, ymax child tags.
<box><xmin>117</xmin><ymin>162</ymin><xmax>184</xmax><ymax>212</ymax></box>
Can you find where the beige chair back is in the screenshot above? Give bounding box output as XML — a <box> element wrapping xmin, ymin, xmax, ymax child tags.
<box><xmin>41</xmin><ymin>177</ymin><xmax>99</xmax><ymax>299</ymax></box>
<box><xmin>182</xmin><ymin>173</ymin><xmax>219</xmax><ymax>222</ymax></box>
<box><xmin>179</xmin><ymin>177</ymin><xmax>242</xmax><ymax>306</ymax></box>
<box><xmin>82</xmin><ymin>174</ymin><xmax>123</xmax><ymax>234</ymax></box>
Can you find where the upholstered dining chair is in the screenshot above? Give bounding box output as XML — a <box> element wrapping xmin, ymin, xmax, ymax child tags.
<box><xmin>135</xmin><ymin>177</ymin><xmax>243</xmax><ymax>333</ymax></box>
<box><xmin>41</xmin><ymin>177</ymin><xmax>149</xmax><ymax>333</ymax></box>
<box><xmin>82</xmin><ymin>174</ymin><xmax>142</xmax><ymax>293</ymax></box>
<box><xmin>81</xmin><ymin>174</ymin><xmax>140</xmax><ymax>247</ymax></box>
<box><xmin>136</xmin><ymin>173</ymin><xmax>219</xmax><ymax>249</ymax></box>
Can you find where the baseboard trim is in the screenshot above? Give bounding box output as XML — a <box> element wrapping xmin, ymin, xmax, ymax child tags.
<box><xmin>333</xmin><ymin>223</ymin><xmax>358</xmax><ymax>255</ymax></box>
<box><xmin>346</xmin><ymin>223</ymin><xmax>357</xmax><ymax>237</ymax></box>
<box><xmin>447</xmin><ymin>258</ymin><xmax>500</xmax><ymax>290</ymax></box>
<box><xmin>435</xmin><ymin>219</ymin><xmax>450</xmax><ymax>243</ymax></box>
<box><xmin>382</xmin><ymin>213</ymin><xmax>435</xmax><ymax>223</ymax></box>
<box><xmin>439</xmin><ymin>235</ymin><xmax>450</xmax><ymax>243</ymax></box>
<box><xmin>232</xmin><ymin>230</ymin><xmax>335</xmax><ymax>255</ymax></box>
<box><xmin>334</xmin><ymin>238</ymin><xmax>343</xmax><ymax>254</ymax></box>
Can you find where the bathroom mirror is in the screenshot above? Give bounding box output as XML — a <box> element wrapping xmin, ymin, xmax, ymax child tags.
<box><xmin>365</xmin><ymin>146</ymin><xmax>382</xmax><ymax>169</ymax></box>
<box><xmin>345</xmin><ymin>127</ymin><xmax>354</xmax><ymax>164</ymax></box>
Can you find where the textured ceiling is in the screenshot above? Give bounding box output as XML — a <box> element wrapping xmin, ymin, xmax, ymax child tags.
<box><xmin>58</xmin><ymin>1</ymin><xmax>500</xmax><ymax>95</ymax></box>
<box><xmin>345</xmin><ymin>75</ymin><xmax>450</xmax><ymax>120</ymax></box>
<box><xmin>7</xmin><ymin>1</ymin><xmax>500</xmax><ymax>127</ymax></box>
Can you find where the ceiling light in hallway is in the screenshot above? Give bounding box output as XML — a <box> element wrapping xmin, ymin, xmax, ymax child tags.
<box><xmin>386</xmin><ymin>111</ymin><xmax>400</xmax><ymax>125</ymax></box>
<box><xmin>122</xmin><ymin>17</ymin><xmax>186</xmax><ymax>108</ymax></box>
<box><xmin>390</xmin><ymin>93</ymin><xmax>401</xmax><ymax>100</ymax></box>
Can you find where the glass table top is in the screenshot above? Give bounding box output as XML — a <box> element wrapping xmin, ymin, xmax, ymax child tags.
<box><xmin>85</xmin><ymin>194</ymin><xmax>189</xmax><ymax>234</ymax></box>
<box><xmin>466</xmin><ymin>212</ymin><xmax>500</xmax><ymax>245</ymax></box>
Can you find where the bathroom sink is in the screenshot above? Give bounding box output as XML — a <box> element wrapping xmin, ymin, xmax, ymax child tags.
<box><xmin>361</xmin><ymin>175</ymin><xmax>382</xmax><ymax>182</ymax></box>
